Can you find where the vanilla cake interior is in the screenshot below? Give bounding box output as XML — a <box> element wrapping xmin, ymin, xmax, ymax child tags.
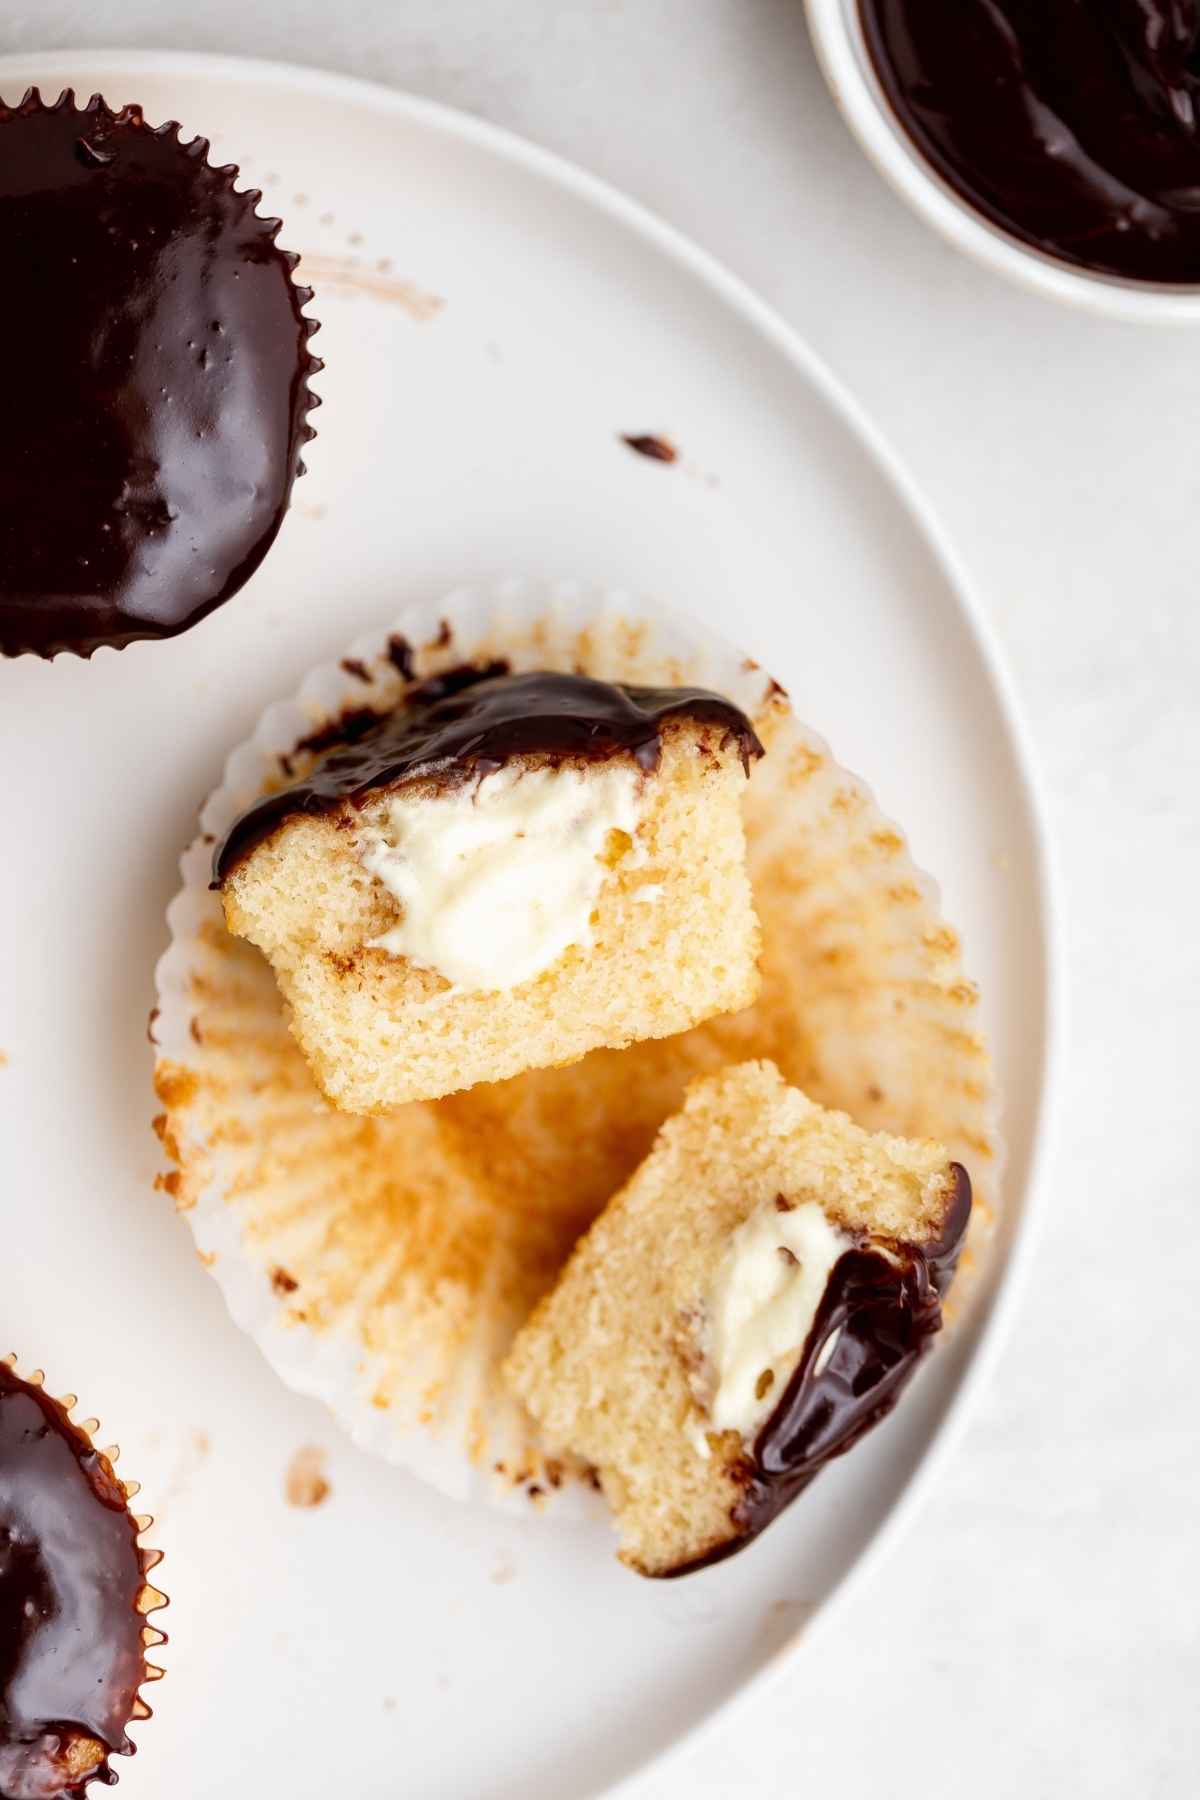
<box><xmin>216</xmin><ymin>667</ymin><xmax>764</xmax><ymax>1113</ymax></box>
<box><xmin>504</xmin><ymin>1059</ymin><xmax>971</xmax><ymax>1575</ymax></box>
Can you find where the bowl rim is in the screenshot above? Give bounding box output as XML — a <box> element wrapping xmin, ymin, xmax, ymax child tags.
<box><xmin>805</xmin><ymin>0</ymin><xmax>1200</xmax><ymax>324</ymax></box>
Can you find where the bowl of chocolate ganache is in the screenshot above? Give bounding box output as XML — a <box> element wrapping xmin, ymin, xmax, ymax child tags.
<box><xmin>806</xmin><ymin>0</ymin><xmax>1200</xmax><ymax>319</ymax></box>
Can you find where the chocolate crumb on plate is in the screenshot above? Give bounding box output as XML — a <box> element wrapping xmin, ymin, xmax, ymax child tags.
<box><xmin>621</xmin><ymin>433</ymin><xmax>678</xmax><ymax>463</ymax></box>
<box><xmin>285</xmin><ymin>1446</ymin><xmax>330</xmax><ymax>1509</ymax></box>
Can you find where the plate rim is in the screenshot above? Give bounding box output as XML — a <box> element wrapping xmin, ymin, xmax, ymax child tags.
<box><xmin>0</xmin><ymin>47</ymin><xmax>1065</xmax><ymax>1798</ymax></box>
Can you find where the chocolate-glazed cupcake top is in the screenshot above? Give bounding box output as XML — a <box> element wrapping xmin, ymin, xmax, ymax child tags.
<box><xmin>213</xmin><ymin>664</ymin><xmax>764</xmax><ymax>881</ymax></box>
<box><xmin>0</xmin><ymin>89</ymin><xmax>319</xmax><ymax>658</ymax></box>
<box><xmin>0</xmin><ymin>1363</ymin><xmax>158</xmax><ymax>1796</ymax></box>
<box><xmin>671</xmin><ymin>1164</ymin><xmax>972</xmax><ymax>1576</ymax></box>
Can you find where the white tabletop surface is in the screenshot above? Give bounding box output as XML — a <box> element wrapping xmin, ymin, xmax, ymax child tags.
<box><xmin>5</xmin><ymin>5</ymin><xmax>1197</xmax><ymax>1797</ymax></box>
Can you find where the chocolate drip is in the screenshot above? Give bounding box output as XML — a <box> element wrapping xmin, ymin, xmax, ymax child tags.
<box><xmin>670</xmin><ymin>1163</ymin><xmax>971</xmax><ymax>1576</ymax></box>
<box><xmin>0</xmin><ymin>89</ymin><xmax>317</xmax><ymax>657</ymax></box>
<box><xmin>0</xmin><ymin>1366</ymin><xmax>148</xmax><ymax>1796</ymax></box>
<box><xmin>213</xmin><ymin>666</ymin><xmax>763</xmax><ymax>882</ymax></box>
<box><xmin>860</xmin><ymin>1</ymin><xmax>1200</xmax><ymax>285</ymax></box>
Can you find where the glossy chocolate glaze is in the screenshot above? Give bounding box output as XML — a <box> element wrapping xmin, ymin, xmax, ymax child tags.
<box><xmin>0</xmin><ymin>1365</ymin><xmax>148</xmax><ymax>1796</ymax></box>
<box><xmin>213</xmin><ymin>665</ymin><xmax>763</xmax><ymax>881</ymax></box>
<box><xmin>671</xmin><ymin>1163</ymin><xmax>971</xmax><ymax>1576</ymax></box>
<box><xmin>0</xmin><ymin>89</ymin><xmax>319</xmax><ymax>658</ymax></box>
<box><xmin>385</xmin><ymin>635</ymin><xmax>416</xmax><ymax>680</ymax></box>
<box><xmin>861</xmin><ymin>2</ymin><xmax>1200</xmax><ymax>284</ymax></box>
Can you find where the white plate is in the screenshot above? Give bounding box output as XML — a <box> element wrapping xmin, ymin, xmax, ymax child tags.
<box><xmin>0</xmin><ymin>51</ymin><xmax>1058</xmax><ymax>1800</ymax></box>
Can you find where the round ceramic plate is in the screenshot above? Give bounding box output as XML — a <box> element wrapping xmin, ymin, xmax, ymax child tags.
<box><xmin>0</xmin><ymin>51</ymin><xmax>1057</xmax><ymax>1800</ymax></box>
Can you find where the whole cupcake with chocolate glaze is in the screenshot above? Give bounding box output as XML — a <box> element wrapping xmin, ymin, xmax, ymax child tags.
<box><xmin>0</xmin><ymin>1358</ymin><xmax>166</xmax><ymax>1795</ymax></box>
<box><xmin>0</xmin><ymin>88</ymin><xmax>320</xmax><ymax>658</ymax></box>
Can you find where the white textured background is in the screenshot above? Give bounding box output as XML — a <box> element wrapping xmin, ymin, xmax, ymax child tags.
<box><xmin>5</xmin><ymin>5</ymin><xmax>1197</xmax><ymax>1797</ymax></box>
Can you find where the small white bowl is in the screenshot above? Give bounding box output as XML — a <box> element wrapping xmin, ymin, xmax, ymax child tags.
<box><xmin>806</xmin><ymin>0</ymin><xmax>1200</xmax><ymax>324</ymax></box>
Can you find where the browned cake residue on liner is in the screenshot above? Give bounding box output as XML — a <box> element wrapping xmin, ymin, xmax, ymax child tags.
<box><xmin>154</xmin><ymin>612</ymin><xmax>996</xmax><ymax>1493</ymax></box>
<box><xmin>295</xmin><ymin>251</ymin><xmax>444</xmax><ymax>318</ymax></box>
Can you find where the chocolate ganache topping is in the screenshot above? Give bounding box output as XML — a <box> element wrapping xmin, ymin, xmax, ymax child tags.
<box><xmin>213</xmin><ymin>665</ymin><xmax>764</xmax><ymax>882</ymax></box>
<box><xmin>672</xmin><ymin>1163</ymin><xmax>972</xmax><ymax>1576</ymax></box>
<box><xmin>0</xmin><ymin>89</ymin><xmax>319</xmax><ymax>658</ymax></box>
<box><xmin>860</xmin><ymin>1</ymin><xmax>1200</xmax><ymax>285</ymax></box>
<box><xmin>0</xmin><ymin>1364</ymin><xmax>153</xmax><ymax>1797</ymax></box>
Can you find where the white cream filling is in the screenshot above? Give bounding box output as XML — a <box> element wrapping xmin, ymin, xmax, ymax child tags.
<box><xmin>690</xmin><ymin>1199</ymin><xmax>852</xmax><ymax>1456</ymax></box>
<box><xmin>358</xmin><ymin>762</ymin><xmax>642</xmax><ymax>992</ymax></box>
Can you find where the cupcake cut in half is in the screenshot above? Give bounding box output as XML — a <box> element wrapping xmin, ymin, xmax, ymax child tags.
<box><xmin>214</xmin><ymin>664</ymin><xmax>765</xmax><ymax>1112</ymax></box>
<box><xmin>504</xmin><ymin>1059</ymin><xmax>971</xmax><ymax>1575</ymax></box>
<box><xmin>0</xmin><ymin>88</ymin><xmax>320</xmax><ymax>658</ymax></box>
<box><xmin>0</xmin><ymin>1359</ymin><xmax>166</xmax><ymax>1796</ymax></box>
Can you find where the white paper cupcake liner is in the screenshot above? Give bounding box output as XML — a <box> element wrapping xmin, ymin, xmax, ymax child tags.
<box><xmin>153</xmin><ymin>579</ymin><xmax>998</xmax><ymax>1514</ymax></box>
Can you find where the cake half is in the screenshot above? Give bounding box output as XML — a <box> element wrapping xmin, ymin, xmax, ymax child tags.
<box><xmin>214</xmin><ymin>665</ymin><xmax>763</xmax><ymax>1112</ymax></box>
<box><xmin>503</xmin><ymin>1059</ymin><xmax>971</xmax><ymax>1575</ymax></box>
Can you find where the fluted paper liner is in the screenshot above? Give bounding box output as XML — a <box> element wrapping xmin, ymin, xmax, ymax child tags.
<box><xmin>153</xmin><ymin>580</ymin><xmax>998</xmax><ymax>1511</ymax></box>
